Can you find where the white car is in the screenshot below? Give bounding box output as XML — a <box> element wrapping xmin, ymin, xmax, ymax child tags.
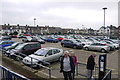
<box><xmin>22</xmin><ymin>47</ymin><xmax>63</xmax><ymax>67</ymax></box>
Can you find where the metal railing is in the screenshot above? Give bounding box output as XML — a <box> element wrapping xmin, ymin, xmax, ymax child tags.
<box><xmin>76</xmin><ymin>62</ymin><xmax>112</xmax><ymax>80</ymax></box>
<box><xmin>0</xmin><ymin>65</ymin><xmax>29</xmax><ymax>80</ymax></box>
<box><xmin>2</xmin><ymin>50</ymin><xmax>52</xmax><ymax>79</ymax></box>
<box><xmin>102</xmin><ymin>69</ymin><xmax>112</xmax><ymax>80</ymax></box>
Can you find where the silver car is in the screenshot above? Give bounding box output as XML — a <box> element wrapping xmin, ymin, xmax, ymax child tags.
<box><xmin>84</xmin><ymin>43</ymin><xmax>110</xmax><ymax>53</ymax></box>
<box><xmin>22</xmin><ymin>47</ymin><xmax>63</xmax><ymax>67</ymax></box>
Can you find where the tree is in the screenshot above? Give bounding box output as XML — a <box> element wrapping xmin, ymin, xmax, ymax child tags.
<box><xmin>9</xmin><ymin>33</ymin><xmax>13</xmax><ymax>35</ymax></box>
<box><xmin>13</xmin><ymin>31</ymin><xmax>18</xmax><ymax>35</ymax></box>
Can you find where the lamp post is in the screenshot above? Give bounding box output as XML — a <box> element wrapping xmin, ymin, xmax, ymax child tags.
<box><xmin>34</xmin><ymin>18</ymin><xmax>36</xmax><ymax>27</ymax></box>
<box><xmin>102</xmin><ymin>7</ymin><xmax>107</xmax><ymax>36</ymax></box>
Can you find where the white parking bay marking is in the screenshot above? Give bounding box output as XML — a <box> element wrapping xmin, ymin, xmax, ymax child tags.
<box><xmin>111</xmin><ymin>50</ymin><xmax>118</xmax><ymax>55</ymax></box>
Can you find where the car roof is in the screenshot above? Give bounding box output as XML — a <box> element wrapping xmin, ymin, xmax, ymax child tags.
<box><xmin>24</xmin><ymin>42</ymin><xmax>40</xmax><ymax>45</ymax></box>
<box><xmin>0</xmin><ymin>40</ymin><xmax>15</xmax><ymax>42</ymax></box>
<box><xmin>41</xmin><ymin>47</ymin><xmax>59</xmax><ymax>50</ymax></box>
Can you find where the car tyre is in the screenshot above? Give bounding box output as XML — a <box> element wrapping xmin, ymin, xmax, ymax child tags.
<box><xmin>101</xmin><ymin>49</ymin><xmax>106</xmax><ymax>53</ymax></box>
<box><xmin>85</xmin><ymin>47</ymin><xmax>89</xmax><ymax>51</ymax></box>
<box><xmin>73</xmin><ymin>45</ymin><xmax>77</xmax><ymax>49</ymax></box>
<box><xmin>16</xmin><ymin>56</ymin><xmax>21</xmax><ymax>61</ymax></box>
<box><xmin>62</xmin><ymin>44</ymin><xmax>65</xmax><ymax>47</ymax></box>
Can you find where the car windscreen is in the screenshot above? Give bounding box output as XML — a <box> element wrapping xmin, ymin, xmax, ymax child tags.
<box><xmin>34</xmin><ymin>49</ymin><xmax>47</xmax><ymax>56</ymax></box>
<box><xmin>72</xmin><ymin>40</ymin><xmax>79</xmax><ymax>43</ymax></box>
<box><xmin>26</xmin><ymin>36</ymin><xmax>32</xmax><ymax>40</ymax></box>
<box><xmin>11</xmin><ymin>43</ymin><xmax>18</xmax><ymax>46</ymax></box>
<box><xmin>14</xmin><ymin>44</ymin><xmax>25</xmax><ymax>50</ymax></box>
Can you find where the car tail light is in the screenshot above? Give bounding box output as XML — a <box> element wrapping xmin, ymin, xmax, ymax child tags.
<box><xmin>40</xmin><ymin>45</ymin><xmax>42</xmax><ymax>48</ymax></box>
<box><xmin>104</xmin><ymin>43</ymin><xmax>106</xmax><ymax>45</ymax></box>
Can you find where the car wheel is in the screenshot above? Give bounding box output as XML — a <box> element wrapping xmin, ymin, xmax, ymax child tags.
<box><xmin>73</xmin><ymin>45</ymin><xmax>77</xmax><ymax>49</ymax></box>
<box><xmin>101</xmin><ymin>49</ymin><xmax>106</xmax><ymax>53</ymax></box>
<box><xmin>16</xmin><ymin>56</ymin><xmax>21</xmax><ymax>61</ymax></box>
<box><xmin>62</xmin><ymin>44</ymin><xmax>65</xmax><ymax>47</ymax></box>
<box><xmin>85</xmin><ymin>47</ymin><xmax>89</xmax><ymax>50</ymax></box>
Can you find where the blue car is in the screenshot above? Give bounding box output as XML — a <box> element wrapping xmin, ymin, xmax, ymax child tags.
<box><xmin>0</xmin><ymin>40</ymin><xmax>15</xmax><ymax>49</ymax></box>
<box><xmin>61</xmin><ymin>39</ymin><xmax>83</xmax><ymax>49</ymax></box>
<box><xmin>45</xmin><ymin>37</ymin><xmax>58</xmax><ymax>43</ymax></box>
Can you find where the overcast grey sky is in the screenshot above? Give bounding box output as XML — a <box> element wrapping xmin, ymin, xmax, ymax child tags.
<box><xmin>1</xmin><ymin>0</ymin><xmax>119</xmax><ymax>30</ymax></box>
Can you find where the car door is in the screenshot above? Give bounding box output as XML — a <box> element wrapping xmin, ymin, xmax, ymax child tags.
<box><xmin>63</xmin><ymin>40</ymin><xmax>69</xmax><ymax>47</ymax></box>
<box><xmin>95</xmin><ymin>43</ymin><xmax>101</xmax><ymax>51</ymax></box>
<box><xmin>44</xmin><ymin>49</ymin><xmax>54</xmax><ymax>62</ymax></box>
<box><xmin>52</xmin><ymin>49</ymin><xmax>61</xmax><ymax>61</ymax></box>
<box><xmin>29</xmin><ymin>44</ymin><xmax>39</xmax><ymax>54</ymax></box>
<box><xmin>21</xmin><ymin>44</ymin><xmax>31</xmax><ymax>55</ymax></box>
<box><xmin>89</xmin><ymin>43</ymin><xmax>96</xmax><ymax>50</ymax></box>
<box><xmin>67</xmin><ymin>40</ymin><xmax>73</xmax><ymax>47</ymax></box>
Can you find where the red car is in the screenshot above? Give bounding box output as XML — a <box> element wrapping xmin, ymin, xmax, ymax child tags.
<box><xmin>57</xmin><ymin>37</ymin><xmax>64</xmax><ymax>41</ymax></box>
<box><xmin>23</xmin><ymin>34</ymin><xmax>31</xmax><ymax>36</ymax></box>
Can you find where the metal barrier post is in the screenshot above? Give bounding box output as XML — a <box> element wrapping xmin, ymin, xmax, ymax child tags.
<box><xmin>76</xmin><ymin>63</ymin><xmax>78</xmax><ymax>76</ymax></box>
<box><xmin>48</xmin><ymin>67</ymin><xmax>51</xmax><ymax>79</ymax></box>
<box><xmin>31</xmin><ymin>57</ymin><xmax>33</xmax><ymax>67</ymax></box>
<box><xmin>109</xmin><ymin>70</ymin><xmax>112</xmax><ymax>80</ymax></box>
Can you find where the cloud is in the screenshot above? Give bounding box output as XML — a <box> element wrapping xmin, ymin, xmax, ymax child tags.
<box><xmin>1</xmin><ymin>0</ymin><xmax>118</xmax><ymax>30</ymax></box>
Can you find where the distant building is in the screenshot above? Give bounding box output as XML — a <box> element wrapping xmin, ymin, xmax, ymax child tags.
<box><xmin>97</xmin><ymin>26</ymin><xmax>106</xmax><ymax>35</ymax></box>
<box><xmin>88</xmin><ymin>28</ymin><xmax>95</xmax><ymax>35</ymax></box>
<box><xmin>98</xmin><ymin>25</ymin><xmax>117</xmax><ymax>37</ymax></box>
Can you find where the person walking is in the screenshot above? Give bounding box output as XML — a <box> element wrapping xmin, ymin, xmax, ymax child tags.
<box><xmin>70</xmin><ymin>51</ymin><xmax>77</xmax><ymax>79</ymax></box>
<box><xmin>86</xmin><ymin>54</ymin><xmax>97</xmax><ymax>80</ymax></box>
<box><xmin>60</xmin><ymin>51</ymin><xmax>74</xmax><ymax>80</ymax></box>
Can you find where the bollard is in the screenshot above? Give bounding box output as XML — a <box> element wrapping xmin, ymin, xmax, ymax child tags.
<box><xmin>76</xmin><ymin>63</ymin><xmax>78</xmax><ymax>76</ymax></box>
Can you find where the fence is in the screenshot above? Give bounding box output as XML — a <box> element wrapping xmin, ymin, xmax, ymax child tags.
<box><xmin>2</xmin><ymin>50</ymin><xmax>52</xmax><ymax>79</ymax></box>
<box><xmin>76</xmin><ymin>62</ymin><xmax>112</xmax><ymax>80</ymax></box>
<box><xmin>0</xmin><ymin>65</ymin><xmax>29</xmax><ymax>80</ymax></box>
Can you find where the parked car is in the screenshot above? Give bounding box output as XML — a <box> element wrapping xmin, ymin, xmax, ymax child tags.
<box><xmin>23</xmin><ymin>47</ymin><xmax>63</xmax><ymax>67</ymax></box>
<box><xmin>22</xmin><ymin>36</ymin><xmax>37</xmax><ymax>42</ymax></box>
<box><xmin>44</xmin><ymin>37</ymin><xmax>59</xmax><ymax>43</ymax></box>
<box><xmin>10</xmin><ymin>35</ymin><xmax>17</xmax><ymax>38</ymax></box>
<box><xmin>61</xmin><ymin>39</ymin><xmax>83</xmax><ymax>49</ymax></box>
<box><xmin>84</xmin><ymin>43</ymin><xmax>110</xmax><ymax>53</ymax></box>
<box><xmin>57</xmin><ymin>36</ymin><xmax>64</xmax><ymax>41</ymax></box>
<box><xmin>100</xmin><ymin>41</ymin><xmax>115</xmax><ymax>51</ymax></box>
<box><xmin>4</xmin><ymin>42</ymin><xmax>22</xmax><ymax>51</ymax></box>
<box><xmin>0</xmin><ymin>40</ymin><xmax>15</xmax><ymax>50</ymax></box>
<box><xmin>0</xmin><ymin>36</ymin><xmax>11</xmax><ymax>40</ymax></box>
<box><xmin>76</xmin><ymin>39</ymin><xmax>92</xmax><ymax>46</ymax></box>
<box><xmin>32</xmin><ymin>36</ymin><xmax>45</xmax><ymax>44</ymax></box>
<box><xmin>8</xmin><ymin>42</ymin><xmax>42</xmax><ymax>60</ymax></box>
<box><xmin>101</xmin><ymin>39</ymin><xmax>119</xmax><ymax>49</ymax></box>
<box><xmin>23</xmin><ymin>34</ymin><xmax>32</xmax><ymax>36</ymax></box>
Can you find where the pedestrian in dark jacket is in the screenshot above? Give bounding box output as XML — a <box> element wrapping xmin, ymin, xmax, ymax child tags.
<box><xmin>86</xmin><ymin>54</ymin><xmax>96</xmax><ymax>80</ymax></box>
<box><xmin>60</xmin><ymin>51</ymin><xmax>74</xmax><ymax>80</ymax></box>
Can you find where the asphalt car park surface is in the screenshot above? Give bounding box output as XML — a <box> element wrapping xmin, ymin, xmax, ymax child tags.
<box><xmin>1</xmin><ymin>38</ymin><xmax>119</xmax><ymax>79</ymax></box>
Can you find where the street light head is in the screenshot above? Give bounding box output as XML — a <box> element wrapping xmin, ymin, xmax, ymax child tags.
<box><xmin>34</xmin><ymin>18</ymin><xmax>36</xmax><ymax>20</ymax></box>
<box><xmin>103</xmin><ymin>7</ymin><xmax>107</xmax><ymax>10</ymax></box>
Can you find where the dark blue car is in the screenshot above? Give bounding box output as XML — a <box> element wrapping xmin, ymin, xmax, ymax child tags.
<box><xmin>45</xmin><ymin>37</ymin><xmax>58</xmax><ymax>43</ymax></box>
<box><xmin>61</xmin><ymin>39</ymin><xmax>83</xmax><ymax>49</ymax></box>
<box><xmin>0</xmin><ymin>40</ymin><xmax>15</xmax><ymax>49</ymax></box>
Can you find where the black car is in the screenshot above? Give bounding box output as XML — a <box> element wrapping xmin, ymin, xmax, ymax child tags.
<box><xmin>61</xmin><ymin>39</ymin><xmax>83</xmax><ymax>49</ymax></box>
